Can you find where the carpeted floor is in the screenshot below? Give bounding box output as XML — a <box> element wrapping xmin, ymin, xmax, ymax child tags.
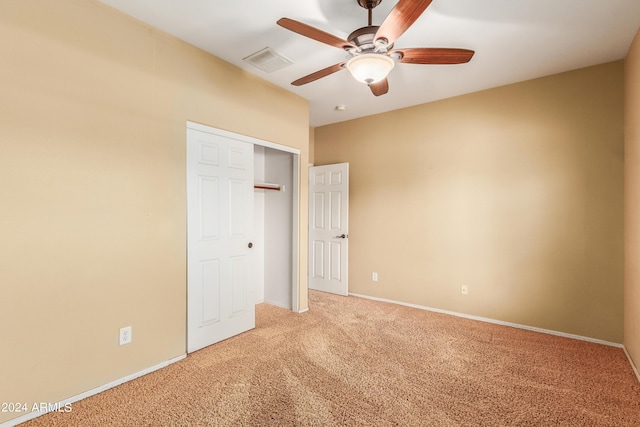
<box><xmin>23</xmin><ymin>291</ymin><xmax>640</xmax><ymax>426</ymax></box>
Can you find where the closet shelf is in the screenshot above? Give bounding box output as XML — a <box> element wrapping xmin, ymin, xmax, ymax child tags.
<box><xmin>254</xmin><ymin>182</ymin><xmax>282</xmax><ymax>191</ymax></box>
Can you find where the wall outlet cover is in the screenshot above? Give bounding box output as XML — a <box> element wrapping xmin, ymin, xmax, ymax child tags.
<box><xmin>119</xmin><ymin>326</ymin><xmax>132</xmax><ymax>345</ymax></box>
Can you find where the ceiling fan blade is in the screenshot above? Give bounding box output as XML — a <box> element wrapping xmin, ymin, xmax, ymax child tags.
<box><xmin>291</xmin><ymin>62</ymin><xmax>346</xmax><ymax>86</ymax></box>
<box><xmin>277</xmin><ymin>18</ymin><xmax>355</xmax><ymax>50</ymax></box>
<box><xmin>395</xmin><ymin>48</ymin><xmax>475</xmax><ymax>64</ymax></box>
<box><xmin>375</xmin><ymin>0</ymin><xmax>433</xmax><ymax>46</ymax></box>
<box><xmin>369</xmin><ymin>78</ymin><xmax>389</xmax><ymax>96</ymax></box>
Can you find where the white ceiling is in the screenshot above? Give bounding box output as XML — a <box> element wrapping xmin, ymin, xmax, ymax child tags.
<box><xmin>99</xmin><ymin>0</ymin><xmax>640</xmax><ymax>127</ymax></box>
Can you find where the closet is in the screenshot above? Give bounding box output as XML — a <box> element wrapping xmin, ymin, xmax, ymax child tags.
<box><xmin>253</xmin><ymin>145</ymin><xmax>294</xmax><ymax>309</ymax></box>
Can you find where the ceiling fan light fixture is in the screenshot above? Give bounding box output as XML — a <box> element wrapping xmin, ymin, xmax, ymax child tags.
<box><xmin>346</xmin><ymin>53</ymin><xmax>394</xmax><ymax>85</ymax></box>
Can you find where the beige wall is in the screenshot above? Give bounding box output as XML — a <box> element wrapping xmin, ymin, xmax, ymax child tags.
<box><xmin>0</xmin><ymin>0</ymin><xmax>308</xmax><ymax>423</ymax></box>
<box><xmin>309</xmin><ymin>127</ymin><xmax>316</xmax><ymax>165</ymax></box>
<box><xmin>315</xmin><ymin>61</ymin><xmax>624</xmax><ymax>343</ymax></box>
<box><xmin>625</xmin><ymin>28</ymin><xmax>640</xmax><ymax>372</ymax></box>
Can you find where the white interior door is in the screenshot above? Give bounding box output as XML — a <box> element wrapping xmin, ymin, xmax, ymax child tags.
<box><xmin>187</xmin><ymin>127</ymin><xmax>255</xmax><ymax>353</ymax></box>
<box><xmin>308</xmin><ymin>163</ymin><xmax>349</xmax><ymax>296</ymax></box>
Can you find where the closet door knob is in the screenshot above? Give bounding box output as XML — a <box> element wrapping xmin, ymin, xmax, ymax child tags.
<box><xmin>248</xmin><ymin>242</ymin><xmax>253</xmax><ymax>249</ymax></box>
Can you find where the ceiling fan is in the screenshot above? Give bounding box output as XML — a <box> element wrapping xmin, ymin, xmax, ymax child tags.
<box><xmin>277</xmin><ymin>0</ymin><xmax>474</xmax><ymax>96</ymax></box>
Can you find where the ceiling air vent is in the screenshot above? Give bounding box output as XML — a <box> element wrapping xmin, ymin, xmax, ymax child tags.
<box><xmin>243</xmin><ymin>47</ymin><xmax>293</xmax><ymax>73</ymax></box>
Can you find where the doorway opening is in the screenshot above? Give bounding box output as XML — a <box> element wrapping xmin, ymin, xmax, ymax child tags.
<box><xmin>254</xmin><ymin>145</ymin><xmax>298</xmax><ymax>310</ymax></box>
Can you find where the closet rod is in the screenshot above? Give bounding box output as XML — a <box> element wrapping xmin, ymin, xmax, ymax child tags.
<box><xmin>254</xmin><ymin>183</ymin><xmax>281</xmax><ymax>191</ymax></box>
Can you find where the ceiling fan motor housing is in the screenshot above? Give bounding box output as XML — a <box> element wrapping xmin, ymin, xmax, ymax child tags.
<box><xmin>348</xmin><ymin>26</ymin><xmax>393</xmax><ymax>53</ymax></box>
<box><xmin>357</xmin><ymin>0</ymin><xmax>382</xmax><ymax>9</ymax></box>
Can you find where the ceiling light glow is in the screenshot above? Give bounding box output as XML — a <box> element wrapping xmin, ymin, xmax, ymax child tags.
<box><xmin>346</xmin><ymin>54</ymin><xmax>394</xmax><ymax>85</ymax></box>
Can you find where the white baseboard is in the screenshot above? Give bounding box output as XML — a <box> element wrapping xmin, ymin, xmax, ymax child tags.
<box><xmin>624</xmin><ymin>347</ymin><xmax>640</xmax><ymax>383</ymax></box>
<box><xmin>1</xmin><ymin>354</ymin><xmax>186</xmax><ymax>427</ymax></box>
<box><xmin>263</xmin><ymin>299</ymin><xmax>293</xmax><ymax>311</ymax></box>
<box><xmin>349</xmin><ymin>292</ymin><xmax>623</xmax><ymax>348</ymax></box>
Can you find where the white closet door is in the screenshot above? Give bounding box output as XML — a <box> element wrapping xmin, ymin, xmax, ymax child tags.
<box><xmin>187</xmin><ymin>127</ymin><xmax>255</xmax><ymax>353</ymax></box>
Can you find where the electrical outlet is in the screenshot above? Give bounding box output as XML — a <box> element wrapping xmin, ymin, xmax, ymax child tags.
<box><xmin>372</xmin><ymin>272</ymin><xmax>378</xmax><ymax>282</ymax></box>
<box><xmin>461</xmin><ymin>285</ymin><xmax>469</xmax><ymax>295</ymax></box>
<box><xmin>119</xmin><ymin>326</ymin><xmax>132</xmax><ymax>345</ymax></box>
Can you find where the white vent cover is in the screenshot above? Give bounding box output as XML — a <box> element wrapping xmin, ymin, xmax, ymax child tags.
<box><xmin>243</xmin><ymin>47</ymin><xmax>293</xmax><ymax>73</ymax></box>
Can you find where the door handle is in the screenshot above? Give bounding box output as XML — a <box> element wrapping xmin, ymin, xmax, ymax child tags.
<box><xmin>335</xmin><ymin>234</ymin><xmax>348</xmax><ymax>239</ymax></box>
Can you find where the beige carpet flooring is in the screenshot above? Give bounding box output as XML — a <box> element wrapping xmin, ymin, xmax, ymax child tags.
<box><xmin>23</xmin><ymin>290</ymin><xmax>640</xmax><ymax>426</ymax></box>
